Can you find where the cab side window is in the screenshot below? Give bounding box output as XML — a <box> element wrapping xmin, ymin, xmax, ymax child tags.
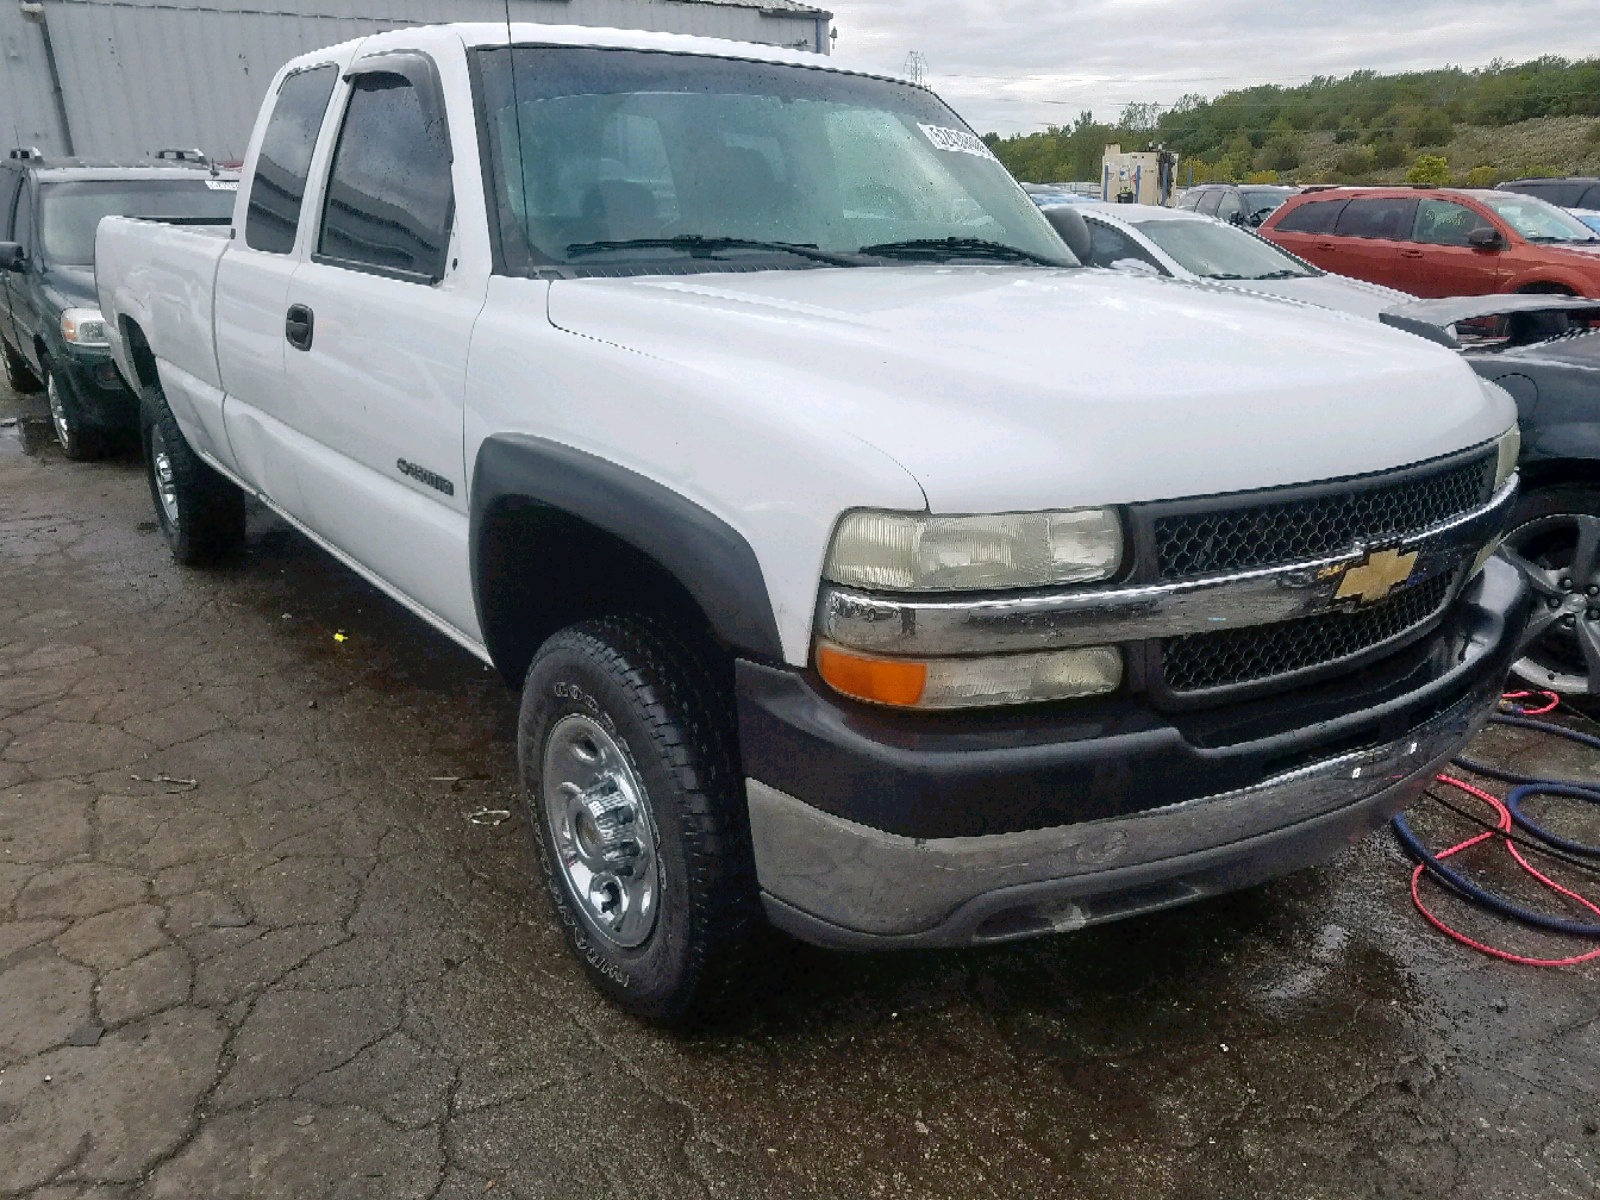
<box><xmin>11</xmin><ymin>182</ymin><xmax>32</xmax><ymax>254</ymax></box>
<box><xmin>316</xmin><ymin>72</ymin><xmax>454</xmax><ymax>283</ymax></box>
<box><xmin>1196</xmin><ymin>189</ymin><xmax>1221</xmax><ymax>216</ymax></box>
<box><xmin>1273</xmin><ymin>199</ymin><xmax>1346</xmax><ymax>234</ymax></box>
<box><xmin>1084</xmin><ymin>220</ymin><xmax>1163</xmax><ymax>272</ymax></box>
<box><xmin>1410</xmin><ymin>200</ymin><xmax>1480</xmax><ymax>247</ymax></box>
<box><xmin>1332</xmin><ymin>197</ymin><xmax>1417</xmax><ymax>240</ymax></box>
<box><xmin>1214</xmin><ymin>191</ymin><xmax>1242</xmax><ymax>223</ymax></box>
<box><xmin>0</xmin><ymin>170</ymin><xmax>21</xmax><ymax>240</ymax></box>
<box><xmin>245</xmin><ymin>65</ymin><xmax>339</xmax><ymax>254</ymax></box>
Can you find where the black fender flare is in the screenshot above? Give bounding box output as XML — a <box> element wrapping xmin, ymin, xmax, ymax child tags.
<box><xmin>470</xmin><ymin>434</ymin><xmax>784</xmax><ymax>670</ymax></box>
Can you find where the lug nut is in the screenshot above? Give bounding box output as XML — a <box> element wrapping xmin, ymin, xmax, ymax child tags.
<box><xmin>1588</xmin><ymin>585</ymin><xmax>1599</xmax><ymax>597</ymax></box>
<box><xmin>1561</xmin><ymin>577</ymin><xmax>1574</xmax><ymax>590</ymax></box>
<box><xmin>1549</xmin><ymin>597</ymin><xmax>1563</xmax><ymax>609</ymax></box>
<box><xmin>1562</xmin><ymin>614</ymin><xmax>1577</xmax><ymax>626</ymax></box>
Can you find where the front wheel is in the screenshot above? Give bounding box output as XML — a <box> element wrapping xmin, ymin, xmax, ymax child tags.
<box><xmin>1502</xmin><ymin>485</ymin><xmax>1600</xmax><ymax>702</ymax></box>
<box><xmin>46</xmin><ymin>363</ymin><xmax>104</xmax><ymax>461</ymax></box>
<box><xmin>141</xmin><ymin>382</ymin><xmax>246</xmax><ymax>565</ymax></box>
<box><xmin>517</xmin><ymin>618</ymin><xmax>756</xmax><ymax>1025</ymax></box>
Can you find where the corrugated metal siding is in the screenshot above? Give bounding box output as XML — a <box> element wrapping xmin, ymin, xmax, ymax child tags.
<box><xmin>1</xmin><ymin>0</ymin><xmax>831</xmax><ymax>161</ymax></box>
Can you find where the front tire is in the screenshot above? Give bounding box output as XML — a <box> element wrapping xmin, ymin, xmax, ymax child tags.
<box><xmin>46</xmin><ymin>362</ymin><xmax>104</xmax><ymax>461</ymax></box>
<box><xmin>517</xmin><ymin>618</ymin><xmax>756</xmax><ymax>1025</ymax></box>
<box><xmin>140</xmin><ymin>382</ymin><xmax>245</xmax><ymax>565</ymax></box>
<box><xmin>1503</xmin><ymin>484</ymin><xmax>1600</xmax><ymax>703</ymax></box>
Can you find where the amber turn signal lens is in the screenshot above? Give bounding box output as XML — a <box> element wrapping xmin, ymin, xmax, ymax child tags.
<box><xmin>815</xmin><ymin>643</ymin><xmax>928</xmax><ymax>707</ymax></box>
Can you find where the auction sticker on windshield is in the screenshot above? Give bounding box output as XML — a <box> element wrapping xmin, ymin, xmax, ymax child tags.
<box><xmin>919</xmin><ymin>124</ymin><xmax>1000</xmax><ymax>162</ymax></box>
<box><xmin>205</xmin><ymin>180</ymin><xmax>239</xmax><ymax>190</ymax></box>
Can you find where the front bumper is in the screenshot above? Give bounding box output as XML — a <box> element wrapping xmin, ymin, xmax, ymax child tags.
<box><xmin>741</xmin><ymin>556</ymin><xmax>1528</xmax><ymax>949</ymax></box>
<box><xmin>56</xmin><ymin>349</ymin><xmax>137</xmax><ymax>431</ymax></box>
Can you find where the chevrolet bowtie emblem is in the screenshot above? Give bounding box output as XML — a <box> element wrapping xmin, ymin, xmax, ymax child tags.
<box><xmin>1336</xmin><ymin>548</ymin><xmax>1419</xmax><ymax>604</ymax></box>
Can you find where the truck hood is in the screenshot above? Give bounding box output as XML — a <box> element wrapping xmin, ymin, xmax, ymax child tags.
<box><xmin>547</xmin><ymin>266</ymin><xmax>1511</xmax><ymax>512</ymax></box>
<box><xmin>40</xmin><ymin>263</ymin><xmax>97</xmax><ymax>312</ymax></box>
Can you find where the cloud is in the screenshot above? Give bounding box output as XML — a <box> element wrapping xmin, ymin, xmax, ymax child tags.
<box><xmin>829</xmin><ymin>0</ymin><xmax>1600</xmax><ymax>134</ymax></box>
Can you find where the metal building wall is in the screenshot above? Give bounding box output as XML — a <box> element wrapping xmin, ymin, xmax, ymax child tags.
<box><xmin>2</xmin><ymin>0</ymin><xmax>832</xmax><ymax>162</ymax></box>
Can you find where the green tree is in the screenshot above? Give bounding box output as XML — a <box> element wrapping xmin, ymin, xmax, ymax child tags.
<box><xmin>1406</xmin><ymin>154</ymin><xmax>1452</xmax><ymax>185</ymax></box>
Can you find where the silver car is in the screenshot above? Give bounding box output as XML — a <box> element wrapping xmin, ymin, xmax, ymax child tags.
<box><xmin>1071</xmin><ymin>202</ymin><xmax>1413</xmax><ymax>317</ymax></box>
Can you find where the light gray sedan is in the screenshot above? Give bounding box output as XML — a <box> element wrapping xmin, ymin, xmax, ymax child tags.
<box><xmin>1072</xmin><ymin>202</ymin><xmax>1413</xmax><ymax>317</ymax></box>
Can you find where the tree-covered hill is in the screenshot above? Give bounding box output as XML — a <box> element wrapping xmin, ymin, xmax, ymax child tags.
<box><xmin>984</xmin><ymin>56</ymin><xmax>1600</xmax><ymax>187</ymax></box>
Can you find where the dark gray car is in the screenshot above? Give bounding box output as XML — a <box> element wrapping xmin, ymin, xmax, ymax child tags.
<box><xmin>1383</xmin><ymin>295</ymin><xmax>1600</xmax><ymax>701</ymax></box>
<box><xmin>0</xmin><ymin>149</ymin><xmax>237</xmax><ymax>459</ymax></box>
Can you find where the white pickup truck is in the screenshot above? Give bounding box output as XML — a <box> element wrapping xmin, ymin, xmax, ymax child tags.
<box><xmin>97</xmin><ymin>22</ymin><xmax>1529</xmax><ymax>1023</ymax></box>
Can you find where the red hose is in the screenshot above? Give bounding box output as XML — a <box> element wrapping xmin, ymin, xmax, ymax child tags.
<box><xmin>1408</xmin><ymin>775</ymin><xmax>1600</xmax><ymax>967</ymax></box>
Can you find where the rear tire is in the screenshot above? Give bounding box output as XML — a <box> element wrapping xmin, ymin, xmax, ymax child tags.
<box><xmin>140</xmin><ymin>381</ymin><xmax>246</xmax><ymax>565</ymax></box>
<box><xmin>517</xmin><ymin>617</ymin><xmax>756</xmax><ymax>1025</ymax></box>
<box><xmin>45</xmin><ymin>362</ymin><xmax>105</xmax><ymax>461</ymax></box>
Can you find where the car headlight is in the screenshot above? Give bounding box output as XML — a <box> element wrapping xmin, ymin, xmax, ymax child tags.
<box><xmin>815</xmin><ymin>642</ymin><xmax>1123</xmax><ymax>709</ymax></box>
<box><xmin>823</xmin><ymin>508</ymin><xmax>1125</xmax><ymax>591</ymax></box>
<box><xmin>1494</xmin><ymin>424</ymin><xmax>1520</xmax><ymax>489</ymax></box>
<box><xmin>61</xmin><ymin>308</ymin><xmax>109</xmax><ymax>347</ymax></box>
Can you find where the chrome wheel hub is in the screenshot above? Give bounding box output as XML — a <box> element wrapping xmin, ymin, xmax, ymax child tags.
<box><xmin>1504</xmin><ymin>513</ymin><xmax>1600</xmax><ymax>695</ymax></box>
<box><xmin>47</xmin><ymin>375</ymin><xmax>71</xmax><ymax>452</ymax></box>
<box><xmin>149</xmin><ymin>425</ymin><xmax>180</xmax><ymax>529</ymax></box>
<box><xmin>541</xmin><ymin>715</ymin><xmax>659</xmax><ymax>949</ymax></box>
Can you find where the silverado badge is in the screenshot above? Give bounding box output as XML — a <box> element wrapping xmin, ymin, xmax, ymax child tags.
<box><xmin>1335</xmin><ymin>548</ymin><xmax>1419</xmax><ymax>604</ymax></box>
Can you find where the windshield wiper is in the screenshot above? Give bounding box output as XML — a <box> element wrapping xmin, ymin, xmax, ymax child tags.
<box><xmin>1526</xmin><ymin>235</ymin><xmax>1600</xmax><ymax>245</ymax></box>
<box><xmin>1251</xmin><ymin>269</ymin><xmax>1312</xmax><ymax>280</ymax></box>
<box><xmin>565</xmin><ymin>235</ymin><xmax>862</xmax><ymax>266</ymax></box>
<box><xmin>857</xmin><ymin>237</ymin><xmax>1068</xmax><ymax>266</ymax></box>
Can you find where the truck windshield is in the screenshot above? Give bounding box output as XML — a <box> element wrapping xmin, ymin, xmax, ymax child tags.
<box><xmin>1129</xmin><ymin>217</ymin><xmax>1318</xmax><ymax>280</ymax></box>
<box><xmin>474</xmin><ymin>47</ymin><xmax>1072</xmax><ymax>273</ymax></box>
<box><xmin>39</xmin><ymin>179</ymin><xmax>237</xmax><ymax>266</ymax></box>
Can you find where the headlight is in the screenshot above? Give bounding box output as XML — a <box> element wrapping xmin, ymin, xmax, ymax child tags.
<box><xmin>1494</xmin><ymin>424</ymin><xmax>1520</xmax><ymax>489</ymax></box>
<box><xmin>61</xmin><ymin>308</ymin><xmax>109</xmax><ymax>347</ymax></box>
<box><xmin>816</xmin><ymin>641</ymin><xmax>1123</xmax><ymax>709</ymax></box>
<box><xmin>823</xmin><ymin>508</ymin><xmax>1124</xmax><ymax>591</ymax></box>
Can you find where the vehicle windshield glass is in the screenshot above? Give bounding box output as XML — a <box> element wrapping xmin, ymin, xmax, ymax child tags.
<box><xmin>1479</xmin><ymin>194</ymin><xmax>1600</xmax><ymax>244</ymax></box>
<box><xmin>1241</xmin><ymin>188</ymin><xmax>1292</xmax><ymax>217</ymax></box>
<box><xmin>474</xmin><ymin>46</ymin><xmax>1072</xmax><ymax>273</ymax></box>
<box><xmin>1129</xmin><ymin>217</ymin><xmax>1316</xmax><ymax>280</ymax></box>
<box><xmin>38</xmin><ymin>179</ymin><xmax>236</xmax><ymax>265</ymax></box>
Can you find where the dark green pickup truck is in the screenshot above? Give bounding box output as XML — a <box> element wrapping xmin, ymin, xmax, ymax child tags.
<box><xmin>0</xmin><ymin>149</ymin><xmax>237</xmax><ymax>458</ymax></box>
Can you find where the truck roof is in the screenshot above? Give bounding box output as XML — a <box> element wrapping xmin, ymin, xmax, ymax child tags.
<box><xmin>286</xmin><ymin>21</ymin><xmax>899</xmax><ymax>88</ymax></box>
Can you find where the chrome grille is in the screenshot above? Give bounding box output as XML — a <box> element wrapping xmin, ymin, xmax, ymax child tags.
<box><xmin>1151</xmin><ymin>453</ymin><xmax>1496</xmax><ymax>581</ymax></box>
<box><xmin>1159</xmin><ymin>572</ymin><xmax>1455</xmax><ymax>694</ymax></box>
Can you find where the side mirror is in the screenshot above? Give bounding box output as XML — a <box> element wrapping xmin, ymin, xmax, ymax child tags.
<box><xmin>1110</xmin><ymin>258</ymin><xmax>1161</xmax><ymax>278</ymax></box>
<box><xmin>1043</xmin><ymin>206</ymin><xmax>1092</xmax><ymax>263</ymax></box>
<box><xmin>1227</xmin><ymin>211</ymin><xmax>1246</xmax><ymax>226</ymax></box>
<box><xmin>0</xmin><ymin>242</ymin><xmax>23</xmax><ymax>272</ymax></box>
<box><xmin>1468</xmin><ymin>227</ymin><xmax>1504</xmax><ymax>250</ymax></box>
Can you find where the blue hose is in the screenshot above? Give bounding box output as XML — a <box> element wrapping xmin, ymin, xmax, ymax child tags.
<box><xmin>1392</xmin><ymin>709</ymin><xmax>1600</xmax><ymax>939</ymax></box>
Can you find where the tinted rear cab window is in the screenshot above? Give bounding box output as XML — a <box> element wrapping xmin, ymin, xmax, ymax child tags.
<box><xmin>1273</xmin><ymin>198</ymin><xmax>1345</xmax><ymax>234</ymax></box>
<box><xmin>1332</xmin><ymin>197</ymin><xmax>1417</xmax><ymax>240</ymax></box>
<box><xmin>246</xmin><ymin>65</ymin><xmax>339</xmax><ymax>254</ymax></box>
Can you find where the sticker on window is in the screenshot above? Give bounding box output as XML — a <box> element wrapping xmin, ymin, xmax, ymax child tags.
<box><xmin>205</xmin><ymin>179</ymin><xmax>240</xmax><ymax>191</ymax></box>
<box><xmin>919</xmin><ymin>124</ymin><xmax>999</xmax><ymax>162</ymax></box>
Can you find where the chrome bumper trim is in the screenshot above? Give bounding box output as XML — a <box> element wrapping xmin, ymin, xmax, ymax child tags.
<box><xmin>748</xmin><ymin>682</ymin><xmax>1497</xmax><ymax>945</ymax></box>
<box><xmin>817</xmin><ymin>479</ymin><xmax>1517</xmax><ymax>656</ymax></box>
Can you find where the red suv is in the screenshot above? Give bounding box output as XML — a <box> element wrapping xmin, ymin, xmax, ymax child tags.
<box><xmin>1260</xmin><ymin>187</ymin><xmax>1600</xmax><ymax>297</ymax></box>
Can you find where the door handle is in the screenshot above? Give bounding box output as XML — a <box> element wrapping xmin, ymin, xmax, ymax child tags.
<box><xmin>1400</xmin><ymin>249</ymin><xmax>1425</xmax><ymax>259</ymax></box>
<box><xmin>285</xmin><ymin>304</ymin><xmax>314</xmax><ymax>351</ymax></box>
<box><xmin>1315</xmin><ymin>241</ymin><xmax>1336</xmax><ymax>251</ymax></box>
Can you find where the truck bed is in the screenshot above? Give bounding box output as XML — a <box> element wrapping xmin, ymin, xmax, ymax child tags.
<box><xmin>96</xmin><ymin>217</ymin><xmax>232</xmax><ymax>462</ymax></box>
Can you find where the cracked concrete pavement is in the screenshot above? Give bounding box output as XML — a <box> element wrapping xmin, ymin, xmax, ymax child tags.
<box><xmin>1</xmin><ymin>386</ymin><xmax>1598</xmax><ymax>1199</ymax></box>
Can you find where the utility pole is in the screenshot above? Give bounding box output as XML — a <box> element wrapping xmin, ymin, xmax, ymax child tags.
<box><xmin>903</xmin><ymin>51</ymin><xmax>927</xmax><ymax>87</ymax></box>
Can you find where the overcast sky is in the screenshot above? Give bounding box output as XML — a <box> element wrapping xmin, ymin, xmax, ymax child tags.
<box><xmin>830</xmin><ymin>0</ymin><xmax>1600</xmax><ymax>136</ymax></box>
